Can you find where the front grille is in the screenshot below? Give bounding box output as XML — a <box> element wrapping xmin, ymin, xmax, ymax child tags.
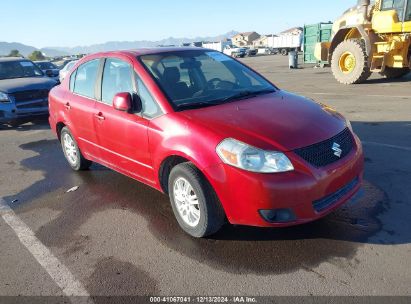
<box><xmin>313</xmin><ymin>177</ymin><xmax>359</xmax><ymax>213</ymax></box>
<box><xmin>11</xmin><ymin>90</ymin><xmax>49</xmax><ymax>103</ymax></box>
<box><xmin>294</xmin><ymin>128</ymin><xmax>354</xmax><ymax>168</ymax></box>
<box><xmin>16</xmin><ymin>101</ymin><xmax>48</xmax><ymax>109</ymax></box>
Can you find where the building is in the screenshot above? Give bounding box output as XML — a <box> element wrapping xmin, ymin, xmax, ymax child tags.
<box><xmin>231</xmin><ymin>32</ymin><xmax>261</xmax><ymax>47</ymax></box>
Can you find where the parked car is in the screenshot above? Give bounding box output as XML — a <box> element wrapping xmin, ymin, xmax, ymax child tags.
<box><xmin>246</xmin><ymin>48</ymin><xmax>258</xmax><ymax>57</ymax></box>
<box><xmin>0</xmin><ymin>57</ymin><xmax>57</xmax><ymax>125</ymax></box>
<box><xmin>35</xmin><ymin>61</ymin><xmax>60</xmax><ymax>82</ymax></box>
<box><xmin>54</xmin><ymin>59</ymin><xmax>76</xmax><ymax>70</ymax></box>
<box><xmin>59</xmin><ymin>60</ymin><xmax>78</xmax><ymax>82</ymax></box>
<box><xmin>223</xmin><ymin>45</ymin><xmax>247</xmax><ymax>58</ymax></box>
<box><xmin>49</xmin><ymin>48</ymin><xmax>364</xmax><ymax>238</ymax></box>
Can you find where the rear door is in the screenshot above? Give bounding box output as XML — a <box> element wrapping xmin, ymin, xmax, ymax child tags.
<box><xmin>67</xmin><ymin>58</ymin><xmax>102</xmax><ymax>159</ymax></box>
<box><xmin>93</xmin><ymin>57</ymin><xmax>158</xmax><ymax>185</ymax></box>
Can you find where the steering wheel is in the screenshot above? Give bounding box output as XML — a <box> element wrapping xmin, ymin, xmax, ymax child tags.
<box><xmin>193</xmin><ymin>78</ymin><xmax>237</xmax><ymax>98</ymax></box>
<box><xmin>207</xmin><ymin>78</ymin><xmax>224</xmax><ymax>89</ymax></box>
<box><xmin>207</xmin><ymin>78</ymin><xmax>236</xmax><ymax>90</ymax></box>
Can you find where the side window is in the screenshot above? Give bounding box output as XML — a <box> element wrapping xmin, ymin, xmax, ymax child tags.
<box><xmin>73</xmin><ymin>59</ymin><xmax>100</xmax><ymax>99</ymax></box>
<box><xmin>101</xmin><ymin>58</ymin><xmax>134</xmax><ymax>105</ymax></box>
<box><xmin>135</xmin><ymin>75</ymin><xmax>162</xmax><ymax>119</ymax></box>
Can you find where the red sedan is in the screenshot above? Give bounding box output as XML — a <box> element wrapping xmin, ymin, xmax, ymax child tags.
<box><xmin>49</xmin><ymin>48</ymin><xmax>364</xmax><ymax>237</ymax></box>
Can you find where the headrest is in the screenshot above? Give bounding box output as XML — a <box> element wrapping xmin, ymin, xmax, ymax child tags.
<box><xmin>163</xmin><ymin>67</ymin><xmax>180</xmax><ymax>84</ymax></box>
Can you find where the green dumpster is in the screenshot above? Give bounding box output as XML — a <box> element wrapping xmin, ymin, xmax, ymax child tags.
<box><xmin>303</xmin><ymin>22</ymin><xmax>333</xmax><ymax>65</ymax></box>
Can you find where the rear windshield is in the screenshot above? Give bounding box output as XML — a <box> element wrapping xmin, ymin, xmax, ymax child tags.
<box><xmin>36</xmin><ymin>62</ymin><xmax>57</xmax><ymax>70</ymax></box>
<box><xmin>139</xmin><ymin>50</ymin><xmax>275</xmax><ymax>110</ymax></box>
<box><xmin>0</xmin><ymin>60</ymin><xmax>44</xmax><ymax>80</ymax></box>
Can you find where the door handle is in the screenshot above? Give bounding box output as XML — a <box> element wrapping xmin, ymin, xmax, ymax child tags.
<box><xmin>64</xmin><ymin>102</ymin><xmax>71</xmax><ymax>110</ymax></box>
<box><xmin>95</xmin><ymin>112</ymin><xmax>105</xmax><ymax>121</ymax></box>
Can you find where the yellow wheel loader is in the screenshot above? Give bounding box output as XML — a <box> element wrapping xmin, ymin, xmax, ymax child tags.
<box><xmin>315</xmin><ymin>0</ymin><xmax>411</xmax><ymax>84</ymax></box>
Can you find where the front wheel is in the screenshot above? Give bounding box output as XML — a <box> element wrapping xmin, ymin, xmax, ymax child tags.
<box><xmin>168</xmin><ymin>163</ymin><xmax>225</xmax><ymax>238</ymax></box>
<box><xmin>60</xmin><ymin>127</ymin><xmax>92</xmax><ymax>171</ymax></box>
<box><xmin>331</xmin><ymin>39</ymin><xmax>371</xmax><ymax>84</ymax></box>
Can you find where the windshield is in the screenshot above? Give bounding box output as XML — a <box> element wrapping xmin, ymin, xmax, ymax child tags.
<box><xmin>36</xmin><ymin>62</ymin><xmax>57</xmax><ymax>70</ymax></box>
<box><xmin>139</xmin><ymin>50</ymin><xmax>276</xmax><ymax>110</ymax></box>
<box><xmin>0</xmin><ymin>60</ymin><xmax>44</xmax><ymax>80</ymax></box>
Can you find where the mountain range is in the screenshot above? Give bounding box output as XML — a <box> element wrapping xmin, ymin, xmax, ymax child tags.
<box><xmin>0</xmin><ymin>31</ymin><xmax>239</xmax><ymax>57</ymax></box>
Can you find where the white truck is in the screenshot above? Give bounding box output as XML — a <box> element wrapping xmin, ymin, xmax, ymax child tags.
<box><xmin>202</xmin><ymin>42</ymin><xmax>247</xmax><ymax>58</ymax></box>
<box><xmin>267</xmin><ymin>33</ymin><xmax>303</xmax><ymax>56</ymax></box>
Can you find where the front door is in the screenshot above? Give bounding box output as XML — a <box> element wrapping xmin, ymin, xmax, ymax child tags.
<box><xmin>93</xmin><ymin>57</ymin><xmax>155</xmax><ymax>185</ymax></box>
<box><xmin>68</xmin><ymin>58</ymin><xmax>101</xmax><ymax>159</ymax></box>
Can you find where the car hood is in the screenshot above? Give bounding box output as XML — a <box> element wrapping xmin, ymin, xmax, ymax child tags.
<box><xmin>179</xmin><ymin>90</ymin><xmax>347</xmax><ymax>151</ymax></box>
<box><xmin>0</xmin><ymin>77</ymin><xmax>57</xmax><ymax>94</ymax></box>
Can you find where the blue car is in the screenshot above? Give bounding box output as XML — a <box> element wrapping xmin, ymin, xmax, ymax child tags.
<box><xmin>0</xmin><ymin>57</ymin><xmax>57</xmax><ymax>125</ymax></box>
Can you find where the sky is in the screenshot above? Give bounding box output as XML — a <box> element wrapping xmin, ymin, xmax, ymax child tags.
<box><xmin>1</xmin><ymin>0</ymin><xmax>357</xmax><ymax>48</ymax></box>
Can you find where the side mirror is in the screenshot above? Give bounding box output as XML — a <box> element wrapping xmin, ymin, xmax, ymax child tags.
<box><xmin>45</xmin><ymin>70</ymin><xmax>54</xmax><ymax>77</ymax></box>
<box><xmin>113</xmin><ymin>92</ymin><xmax>132</xmax><ymax>112</ymax></box>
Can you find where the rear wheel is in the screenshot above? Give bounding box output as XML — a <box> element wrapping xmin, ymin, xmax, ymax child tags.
<box><xmin>281</xmin><ymin>49</ymin><xmax>288</xmax><ymax>56</ymax></box>
<box><xmin>168</xmin><ymin>162</ymin><xmax>225</xmax><ymax>238</ymax></box>
<box><xmin>60</xmin><ymin>127</ymin><xmax>92</xmax><ymax>171</ymax></box>
<box><xmin>380</xmin><ymin>67</ymin><xmax>410</xmax><ymax>79</ymax></box>
<box><xmin>331</xmin><ymin>39</ymin><xmax>371</xmax><ymax>85</ymax></box>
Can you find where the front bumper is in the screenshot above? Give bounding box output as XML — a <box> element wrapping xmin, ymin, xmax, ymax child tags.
<box><xmin>204</xmin><ymin>134</ymin><xmax>364</xmax><ymax>227</ymax></box>
<box><xmin>0</xmin><ymin>101</ymin><xmax>49</xmax><ymax>123</ymax></box>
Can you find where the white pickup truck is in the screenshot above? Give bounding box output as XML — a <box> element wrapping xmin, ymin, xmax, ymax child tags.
<box><xmin>202</xmin><ymin>42</ymin><xmax>247</xmax><ymax>58</ymax></box>
<box><xmin>222</xmin><ymin>45</ymin><xmax>247</xmax><ymax>58</ymax></box>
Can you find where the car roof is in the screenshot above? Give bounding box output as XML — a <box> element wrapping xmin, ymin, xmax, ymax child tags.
<box><xmin>0</xmin><ymin>57</ymin><xmax>30</xmax><ymax>62</ymax></box>
<box><xmin>92</xmin><ymin>47</ymin><xmax>209</xmax><ymax>58</ymax></box>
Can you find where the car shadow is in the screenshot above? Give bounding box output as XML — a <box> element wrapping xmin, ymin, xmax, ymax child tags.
<box><xmin>3</xmin><ymin>121</ymin><xmax>410</xmax><ymax>275</ymax></box>
<box><xmin>0</xmin><ymin>116</ymin><xmax>50</xmax><ymax>131</ymax></box>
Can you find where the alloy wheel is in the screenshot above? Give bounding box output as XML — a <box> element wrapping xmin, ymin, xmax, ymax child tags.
<box><xmin>173</xmin><ymin>177</ymin><xmax>201</xmax><ymax>227</ymax></box>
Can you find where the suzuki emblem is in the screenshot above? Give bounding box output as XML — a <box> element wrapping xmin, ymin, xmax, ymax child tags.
<box><xmin>332</xmin><ymin>143</ymin><xmax>342</xmax><ymax>158</ymax></box>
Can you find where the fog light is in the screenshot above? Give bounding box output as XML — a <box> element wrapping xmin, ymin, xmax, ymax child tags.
<box><xmin>259</xmin><ymin>209</ymin><xmax>296</xmax><ymax>223</ymax></box>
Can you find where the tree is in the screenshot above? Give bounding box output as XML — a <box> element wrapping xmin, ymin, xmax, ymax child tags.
<box><xmin>8</xmin><ymin>49</ymin><xmax>22</xmax><ymax>57</ymax></box>
<box><xmin>28</xmin><ymin>51</ymin><xmax>46</xmax><ymax>61</ymax></box>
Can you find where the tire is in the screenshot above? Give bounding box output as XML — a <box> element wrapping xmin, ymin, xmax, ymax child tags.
<box><xmin>168</xmin><ymin>162</ymin><xmax>225</xmax><ymax>238</ymax></box>
<box><xmin>60</xmin><ymin>127</ymin><xmax>92</xmax><ymax>171</ymax></box>
<box><xmin>281</xmin><ymin>49</ymin><xmax>288</xmax><ymax>56</ymax></box>
<box><xmin>331</xmin><ymin>39</ymin><xmax>372</xmax><ymax>85</ymax></box>
<box><xmin>380</xmin><ymin>67</ymin><xmax>410</xmax><ymax>79</ymax></box>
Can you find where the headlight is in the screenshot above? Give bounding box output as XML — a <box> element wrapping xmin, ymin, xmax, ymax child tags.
<box><xmin>0</xmin><ymin>91</ymin><xmax>10</xmax><ymax>103</ymax></box>
<box><xmin>216</xmin><ymin>138</ymin><xmax>294</xmax><ymax>173</ymax></box>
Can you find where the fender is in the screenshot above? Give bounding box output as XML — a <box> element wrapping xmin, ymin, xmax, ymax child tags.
<box><xmin>329</xmin><ymin>25</ymin><xmax>376</xmax><ymax>66</ymax></box>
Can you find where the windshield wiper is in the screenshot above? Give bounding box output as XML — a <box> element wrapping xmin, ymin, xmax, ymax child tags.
<box><xmin>217</xmin><ymin>89</ymin><xmax>276</xmax><ymax>104</ymax></box>
<box><xmin>176</xmin><ymin>89</ymin><xmax>276</xmax><ymax>111</ymax></box>
<box><xmin>176</xmin><ymin>101</ymin><xmax>221</xmax><ymax>111</ymax></box>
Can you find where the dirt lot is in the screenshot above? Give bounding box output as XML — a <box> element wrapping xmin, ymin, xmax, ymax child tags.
<box><xmin>0</xmin><ymin>55</ymin><xmax>410</xmax><ymax>301</ymax></box>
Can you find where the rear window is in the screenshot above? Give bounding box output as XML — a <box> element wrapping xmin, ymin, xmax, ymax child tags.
<box><xmin>36</xmin><ymin>62</ymin><xmax>56</xmax><ymax>70</ymax></box>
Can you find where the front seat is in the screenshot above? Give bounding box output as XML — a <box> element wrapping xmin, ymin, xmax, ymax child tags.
<box><xmin>162</xmin><ymin>67</ymin><xmax>191</xmax><ymax>100</ymax></box>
